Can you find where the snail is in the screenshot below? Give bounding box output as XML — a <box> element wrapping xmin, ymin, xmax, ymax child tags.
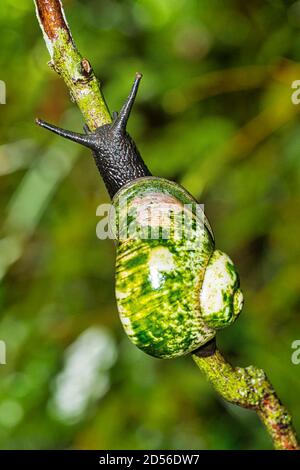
<box><xmin>36</xmin><ymin>73</ymin><xmax>243</xmax><ymax>359</ymax></box>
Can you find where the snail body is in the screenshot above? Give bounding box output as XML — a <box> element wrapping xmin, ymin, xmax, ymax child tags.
<box><xmin>36</xmin><ymin>73</ymin><xmax>243</xmax><ymax>359</ymax></box>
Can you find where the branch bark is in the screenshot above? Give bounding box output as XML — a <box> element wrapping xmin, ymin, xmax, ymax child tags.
<box><xmin>193</xmin><ymin>348</ymin><xmax>299</xmax><ymax>450</ymax></box>
<box><xmin>34</xmin><ymin>0</ymin><xmax>111</xmax><ymax>130</ymax></box>
<box><xmin>34</xmin><ymin>0</ymin><xmax>299</xmax><ymax>451</ymax></box>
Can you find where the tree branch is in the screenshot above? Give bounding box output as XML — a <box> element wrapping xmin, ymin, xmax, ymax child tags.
<box><xmin>193</xmin><ymin>348</ymin><xmax>299</xmax><ymax>450</ymax></box>
<box><xmin>34</xmin><ymin>0</ymin><xmax>299</xmax><ymax>451</ymax></box>
<box><xmin>34</xmin><ymin>0</ymin><xmax>111</xmax><ymax>130</ymax></box>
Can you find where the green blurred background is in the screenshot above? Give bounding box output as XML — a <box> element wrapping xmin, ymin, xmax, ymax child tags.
<box><xmin>0</xmin><ymin>0</ymin><xmax>300</xmax><ymax>450</ymax></box>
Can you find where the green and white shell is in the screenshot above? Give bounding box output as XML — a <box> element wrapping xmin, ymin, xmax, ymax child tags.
<box><xmin>112</xmin><ymin>177</ymin><xmax>243</xmax><ymax>359</ymax></box>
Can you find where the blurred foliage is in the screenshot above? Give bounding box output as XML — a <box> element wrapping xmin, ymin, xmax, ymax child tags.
<box><xmin>0</xmin><ymin>0</ymin><xmax>300</xmax><ymax>450</ymax></box>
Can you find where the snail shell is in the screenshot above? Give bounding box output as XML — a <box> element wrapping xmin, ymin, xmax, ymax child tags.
<box><xmin>113</xmin><ymin>177</ymin><xmax>243</xmax><ymax>359</ymax></box>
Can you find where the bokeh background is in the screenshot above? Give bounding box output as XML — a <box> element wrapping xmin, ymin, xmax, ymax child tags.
<box><xmin>0</xmin><ymin>0</ymin><xmax>300</xmax><ymax>450</ymax></box>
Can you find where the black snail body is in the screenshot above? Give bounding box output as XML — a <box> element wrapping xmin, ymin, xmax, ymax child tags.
<box><xmin>37</xmin><ymin>74</ymin><xmax>151</xmax><ymax>198</ymax></box>
<box><xmin>36</xmin><ymin>73</ymin><xmax>243</xmax><ymax>359</ymax></box>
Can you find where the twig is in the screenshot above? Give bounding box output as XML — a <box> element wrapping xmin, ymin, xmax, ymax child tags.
<box><xmin>193</xmin><ymin>347</ymin><xmax>299</xmax><ymax>450</ymax></box>
<box><xmin>34</xmin><ymin>0</ymin><xmax>299</xmax><ymax>450</ymax></box>
<box><xmin>34</xmin><ymin>0</ymin><xmax>111</xmax><ymax>130</ymax></box>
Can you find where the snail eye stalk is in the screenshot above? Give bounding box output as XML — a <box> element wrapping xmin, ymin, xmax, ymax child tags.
<box><xmin>112</xmin><ymin>72</ymin><xmax>142</xmax><ymax>133</ymax></box>
<box><xmin>35</xmin><ymin>118</ymin><xmax>97</xmax><ymax>149</ymax></box>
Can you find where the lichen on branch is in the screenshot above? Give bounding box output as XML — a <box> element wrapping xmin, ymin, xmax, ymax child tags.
<box><xmin>193</xmin><ymin>349</ymin><xmax>299</xmax><ymax>450</ymax></box>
